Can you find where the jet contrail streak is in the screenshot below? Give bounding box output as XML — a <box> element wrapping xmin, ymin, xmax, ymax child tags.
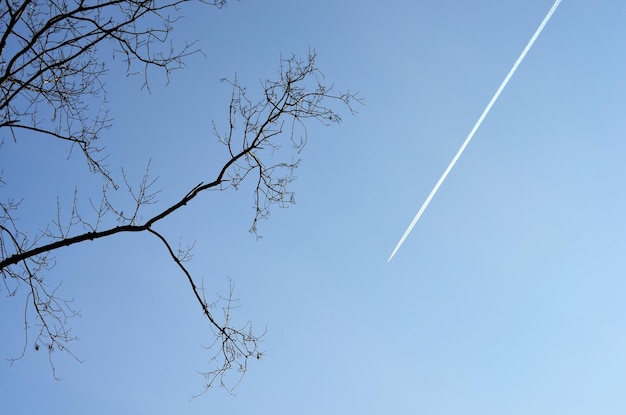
<box><xmin>387</xmin><ymin>0</ymin><xmax>562</xmax><ymax>263</ymax></box>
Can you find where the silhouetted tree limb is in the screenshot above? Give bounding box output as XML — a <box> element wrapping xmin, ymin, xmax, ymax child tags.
<box><xmin>1</xmin><ymin>12</ymin><xmax>360</xmax><ymax>391</ymax></box>
<box><xmin>1</xmin><ymin>0</ymin><xmax>229</xmax><ymax>183</ymax></box>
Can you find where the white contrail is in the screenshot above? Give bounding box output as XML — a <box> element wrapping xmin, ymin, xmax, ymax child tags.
<box><xmin>387</xmin><ymin>0</ymin><xmax>562</xmax><ymax>263</ymax></box>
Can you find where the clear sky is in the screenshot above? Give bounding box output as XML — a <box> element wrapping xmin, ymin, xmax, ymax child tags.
<box><xmin>2</xmin><ymin>0</ymin><xmax>626</xmax><ymax>413</ymax></box>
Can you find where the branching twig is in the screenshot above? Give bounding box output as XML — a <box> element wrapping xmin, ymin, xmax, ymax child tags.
<box><xmin>1</xmin><ymin>42</ymin><xmax>359</xmax><ymax>392</ymax></box>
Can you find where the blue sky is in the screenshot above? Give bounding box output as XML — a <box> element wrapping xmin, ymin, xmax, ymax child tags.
<box><xmin>2</xmin><ymin>0</ymin><xmax>626</xmax><ymax>413</ymax></box>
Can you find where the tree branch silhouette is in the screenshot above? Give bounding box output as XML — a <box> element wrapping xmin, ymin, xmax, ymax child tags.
<box><xmin>1</xmin><ymin>32</ymin><xmax>359</xmax><ymax>392</ymax></box>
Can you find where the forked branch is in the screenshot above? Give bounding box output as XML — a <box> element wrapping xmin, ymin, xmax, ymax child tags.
<box><xmin>1</xmin><ymin>51</ymin><xmax>359</xmax><ymax>392</ymax></box>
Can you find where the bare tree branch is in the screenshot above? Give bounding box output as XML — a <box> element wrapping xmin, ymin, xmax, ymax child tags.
<box><xmin>1</xmin><ymin>0</ymin><xmax>230</xmax><ymax>183</ymax></box>
<box><xmin>1</xmin><ymin>22</ymin><xmax>360</xmax><ymax>392</ymax></box>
